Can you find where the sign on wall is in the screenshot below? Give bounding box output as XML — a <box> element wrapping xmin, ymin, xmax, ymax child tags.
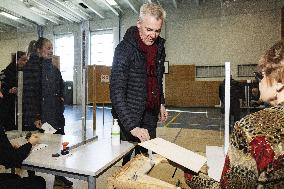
<box><xmin>101</xmin><ymin>74</ymin><xmax>110</xmax><ymax>83</ymax></box>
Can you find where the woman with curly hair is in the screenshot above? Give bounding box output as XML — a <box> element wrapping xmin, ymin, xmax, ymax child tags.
<box><xmin>184</xmin><ymin>41</ymin><xmax>284</xmax><ymax>188</ymax></box>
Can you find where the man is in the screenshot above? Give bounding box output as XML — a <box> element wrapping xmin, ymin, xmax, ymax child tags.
<box><xmin>219</xmin><ymin>76</ymin><xmax>242</xmax><ymax>125</ymax></box>
<box><xmin>0</xmin><ymin>71</ymin><xmax>5</xmax><ymax>126</ymax></box>
<box><xmin>250</xmin><ymin>87</ymin><xmax>262</xmax><ymax>106</ymax></box>
<box><xmin>110</xmin><ymin>3</ymin><xmax>168</xmax><ymax>165</ymax></box>
<box><xmin>1</xmin><ymin>51</ymin><xmax>28</xmax><ymax>131</ymax></box>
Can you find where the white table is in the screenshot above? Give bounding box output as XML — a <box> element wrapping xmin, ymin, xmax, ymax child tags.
<box><xmin>13</xmin><ymin>134</ymin><xmax>134</xmax><ymax>189</ymax></box>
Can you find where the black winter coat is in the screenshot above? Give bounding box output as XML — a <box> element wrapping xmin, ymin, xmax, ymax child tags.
<box><xmin>0</xmin><ymin>126</ymin><xmax>32</xmax><ymax>168</ymax></box>
<box><xmin>23</xmin><ymin>54</ymin><xmax>42</xmax><ymax>130</ymax></box>
<box><xmin>0</xmin><ymin>126</ymin><xmax>47</xmax><ymax>189</ymax></box>
<box><xmin>23</xmin><ymin>54</ymin><xmax>64</xmax><ymax>131</ymax></box>
<box><xmin>1</xmin><ymin>62</ymin><xmax>18</xmax><ymax>130</ymax></box>
<box><xmin>41</xmin><ymin>59</ymin><xmax>65</xmax><ymax>130</ymax></box>
<box><xmin>110</xmin><ymin>26</ymin><xmax>166</xmax><ymax>132</ymax></box>
<box><xmin>1</xmin><ymin>62</ymin><xmax>17</xmax><ymax>97</ymax></box>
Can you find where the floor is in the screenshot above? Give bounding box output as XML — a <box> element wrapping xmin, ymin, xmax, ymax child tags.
<box><xmin>7</xmin><ymin>105</ymin><xmax>248</xmax><ymax>189</ymax></box>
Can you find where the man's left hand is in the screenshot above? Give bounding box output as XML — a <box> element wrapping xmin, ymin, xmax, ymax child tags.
<box><xmin>9</xmin><ymin>87</ymin><xmax>17</xmax><ymax>94</ymax></box>
<box><xmin>159</xmin><ymin>104</ymin><xmax>168</xmax><ymax>122</ymax></box>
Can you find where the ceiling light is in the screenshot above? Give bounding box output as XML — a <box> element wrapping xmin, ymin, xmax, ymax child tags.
<box><xmin>0</xmin><ymin>12</ymin><xmax>19</xmax><ymax>20</ymax></box>
<box><xmin>105</xmin><ymin>0</ymin><xmax>117</xmax><ymax>6</ymax></box>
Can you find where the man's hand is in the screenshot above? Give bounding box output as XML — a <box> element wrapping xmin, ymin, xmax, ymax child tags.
<box><xmin>9</xmin><ymin>87</ymin><xmax>17</xmax><ymax>94</ymax></box>
<box><xmin>28</xmin><ymin>134</ymin><xmax>40</xmax><ymax>146</ymax></box>
<box><xmin>11</xmin><ymin>142</ymin><xmax>20</xmax><ymax>149</ymax></box>
<box><xmin>34</xmin><ymin>120</ymin><xmax>42</xmax><ymax>129</ymax></box>
<box><xmin>0</xmin><ymin>91</ymin><xmax>3</xmax><ymax>98</ymax></box>
<box><xmin>159</xmin><ymin>104</ymin><xmax>168</xmax><ymax>122</ymax></box>
<box><xmin>130</xmin><ymin>127</ymin><xmax>150</xmax><ymax>142</ymax></box>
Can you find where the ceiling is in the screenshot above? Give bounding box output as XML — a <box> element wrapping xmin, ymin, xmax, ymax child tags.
<box><xmin>0</xmin><ymin>0</ymin><xmax>182</xmax><ymax>32</ymax></box>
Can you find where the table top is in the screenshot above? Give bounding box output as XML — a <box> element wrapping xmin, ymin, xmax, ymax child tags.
<box><xmin>12</xmin><ymin>134</ymin><xmax>134</xmax><ymax>177</ymax></box>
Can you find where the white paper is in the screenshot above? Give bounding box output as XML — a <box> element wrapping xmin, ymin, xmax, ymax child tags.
<box><xmin>206</xmin><ymin>146</ymin><xmax>225</xmax><ymax>181</ymax></box>
<box><xmin>32</xmin><ymin>144</ymin><xmax>48</xmax><ymax>152</ymax></box>
<box><xmin>41</xmin><ymin>122</ymin><xmax>57</xmax><ymax>134</ymax></box>
<box><xmin>139</xmin><ymin>137</ymin><xmax>207</xmax><ymax>173</ymax></box>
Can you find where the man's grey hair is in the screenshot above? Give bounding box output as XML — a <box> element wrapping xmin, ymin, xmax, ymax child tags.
<box><xmin>139</xmin><ymin>3</ymin><xmax>166</xmax><ymax>21</ymax></box>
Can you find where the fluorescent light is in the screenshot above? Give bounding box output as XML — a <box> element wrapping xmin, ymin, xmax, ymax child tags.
<box><xmin>0</xmin><ymin>12</ymin><xmax>19</xmax><ymax>20</ymax></box>
<box><xmin>105</xmin><ymin>0</ymin><xmax>117</xmax><ymax>6</ymax></box>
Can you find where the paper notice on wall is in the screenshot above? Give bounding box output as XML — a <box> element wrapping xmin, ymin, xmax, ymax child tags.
<box><xmin>101</xmin><ymin>74</ymin><xmax>109</xmax><ymax>83</ymax></box>
<box><xmin>139</xmin><ymin>137</ymin><xmax>207</xmax><ymax>173</ymax></box>
<box><xmin>41</xmin><ymin>122</ymin><xmax>57</xmax><ymax>134</ymax></box>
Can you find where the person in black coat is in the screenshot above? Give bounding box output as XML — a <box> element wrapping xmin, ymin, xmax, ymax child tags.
<box><xmin>110</xmin><ymin>3</ymin><xmax>168</xmax><ymax>165</ymax></box>
<box><xmin>0</xmin><ymin>125</ymin><xmax>46</xmax><ymax>189</ymax></box>
<box><xmin>23</xmin><ymin>38</ymin><xmax>65</xmax><ymax>134</ymax></box>
<box><xmin>219</xmin><ymin>76</ymin><xmax>242</xmax><ymax>125</ymax></box>
<box><xmin>1</xmin><ymin>51</ymin><xmax>28</xmax><ymax>131</ymax></box>
<box><xmin>0</xmin><ymin>71</ymin><xmax>5</xmax><ymax>127</ymax></box>
<box><xmin>23</xmin><ymin>37</ymin><xmax>72</xmax><ymax>188</ymax></box>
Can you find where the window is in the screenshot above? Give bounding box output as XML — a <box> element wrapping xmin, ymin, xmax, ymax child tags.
<box><xmin>54</xmin><ymin>34</ymin><xmax>74</xmax><ymax>81</ymax></box>
<box><xmin>196</xmin><ymin>66</ymin><xmax>225</xmax><ymax>78</ymax></box>
<box><xmin>90</xmin><ymin>30</ymin><xmax>114</xmax><ymax>66</ymax></box>
<box><xmin>237</xmin><ymin>64</ymin><xmax>257</xmax><ymax>77</ymax></box>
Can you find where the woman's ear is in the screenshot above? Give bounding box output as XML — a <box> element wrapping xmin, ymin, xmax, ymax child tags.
<box><xmin>137</xmin><ymin>19</ymin><xmax>141</xmax><ymax>29</ymax></box>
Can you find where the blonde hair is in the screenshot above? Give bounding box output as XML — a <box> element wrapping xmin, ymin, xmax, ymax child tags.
<box><xmin>139</xmin><ymin>3</ymin><xmax>166</xmax><ymax>21</ymax></box>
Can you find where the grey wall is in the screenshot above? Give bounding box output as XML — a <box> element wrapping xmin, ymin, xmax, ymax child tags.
<box><xmin>0</xmin><ymin>31</ymin><xmax>37</xmax><ymax>71</ymax></box>
<box><xmin>0</xmin><ymin>0</ymin><xmax>283</xmax><ymax>103</ymax></box>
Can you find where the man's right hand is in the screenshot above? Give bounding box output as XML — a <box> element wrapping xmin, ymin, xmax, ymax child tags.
<box><xmin>28</xmin><ymin>134</ymin><xmax>40</xmax><ymax>146</ymax></box>
<box><xmin>130</xmin><ymin>127</ymin><xmax>150</xmax><ymax>142</ymax></box>
<box><xmin>34</xmin><ymin>120</ymin><xmax>42</xmax><ymax>129</ymax></box>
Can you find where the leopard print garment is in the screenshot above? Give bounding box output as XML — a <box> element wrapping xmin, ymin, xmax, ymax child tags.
<box><xmin>185</xmin><ymin>106</ymin><xmax>284</xmax><ymax>189</ymax></box>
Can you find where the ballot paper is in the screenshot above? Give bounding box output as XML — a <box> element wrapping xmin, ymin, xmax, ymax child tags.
<box><xmin>206</xmin><ymin>146</ymin><xmax>225</xmax><ymax>181</ymax></box>
<box><xmin>41</xmin><ymin>122</ymin><xmax>57</xmax><ymax>134</ymax></box>
<box><xmin>139</xmin><ymin>137</ymin><xmax>207</xmax><ymax>173</ymax></box>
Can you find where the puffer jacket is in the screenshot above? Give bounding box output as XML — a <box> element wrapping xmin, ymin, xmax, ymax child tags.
<box><xmin>23</xmin><ymin>54</ymin><xmax>64</xmax><ymax>131</ymax></box>
<box><xmin>110</xmin><ymin>26</ymin><xmax>166</xmax><ymax>133</ymax></box>
<box><xmin>23</xmin><ymin>54</ymin><xmax>42</xmax><ymax>130</ymax></box>
<box><xmin>41</xmin><ymin>59</ymin><xmax>65</xmax><ymax>130</ymax></box>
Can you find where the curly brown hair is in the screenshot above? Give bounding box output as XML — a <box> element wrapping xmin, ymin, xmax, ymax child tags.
<box><xmin>259</xmin><ymin>41</ymin><xmax>284</xmax><ymax>83</ymax></box>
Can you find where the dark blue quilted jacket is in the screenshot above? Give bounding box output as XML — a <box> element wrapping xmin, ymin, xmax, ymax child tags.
<box><xmin>23</xmin><ymin>54</ymin><xmax>64</xmax><ymax>130</ymax></box>
<box><xmin>23</xmin><ymin>54</ymin><xmax>42</xmax><ymax>130</ymax></box>
<box><xmin>110</xmin><ymin>26</ymin><xmax>166</xmax><ymax>132</ymax></box>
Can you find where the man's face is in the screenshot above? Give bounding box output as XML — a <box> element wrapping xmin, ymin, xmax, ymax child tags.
<box><xmin>137</xmin><ymin>15</ymin><xmax>163</xmax><ymax>46</ymax></box>
<box><xmin>18</xmin><ymin>54</ymin><xmax>28</xmax><ymax>68</ymax></box>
